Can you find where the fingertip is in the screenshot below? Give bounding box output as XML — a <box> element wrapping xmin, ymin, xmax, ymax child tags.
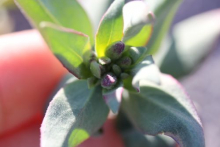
<box><xmin>0</xmin><ymin>30</ymin><xmax>67</xmax><ymax>134</ymax></box>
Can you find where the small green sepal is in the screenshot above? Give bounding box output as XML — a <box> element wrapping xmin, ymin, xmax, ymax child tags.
<box><xmin>99</xmin><ymin>57</ymin><xmax>111</xmax><ymax>65</ymax></box>
<box><xmin>112</xmin><ymin>64</ymin><xmax>122</xmax><ymax>76</ymax></box>
<box><xmin>90</xmin><ymin>60</ymin><xmax>102</xmax><ymax>79</ymax></box>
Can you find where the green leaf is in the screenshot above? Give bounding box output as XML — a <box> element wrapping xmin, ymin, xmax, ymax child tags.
<box><xmin>95</xmin><ymin>0</ymin><xmax>124</xmax><ymax>57</ymax></box>
<box><xmin>122</xmin><ymin>1</ymin><xmax>153</xmax><ymax>47</ymax></box>
<box><xmin>41</xmin><ymin>80</ymin><xmax>109</xmax><ymax>147</ymax></box>
<box><xmin>79</xmin><ymin>0</ymin><xmax>113</xmax><ymax>30</ymax></box>
<box><xmin>116</xmin><ymin>111</ymin><xmax>175</xmax><ymax>147</ymax></box>
<box><xmin>144</xmin><ymin>0</ymin><xmax>182</xmax><ymax>54</ymax></box>
<box><xmin>130</xmin><ymin>55</ymin><xmax>160</xmax><ymax>91</ymax></box>
<box><xmin>102</xmin><ymin>83</ymin><xmax>124</xmax><ymax>114</ymax></box>
<box><xmin>15</xmin><ymin>0</ymin><xmax>94</xmax><ymax>44</ymax></box>
<box><xmin>122</xmin><ymin>74</ymin><xmax>205</xmax><ymax>147</ymax></box>
<box><xmin>15</xmin><ymin>0</ymin><xmax>95</xmax><ymax>78</ymax></box>
<box><xmin>122</xmin><ymin>130</ymin><xmax>175</xmax><ymax>147</ymax></box>
<box><xmin>159</xmin><ymin>9</ymin><xmax>220</xmax><ymax>78</ymax></box>
<box><xmin>40</xmin><ymin>22</ymin><xmax>92</xmax><ymax>79</ymax></box>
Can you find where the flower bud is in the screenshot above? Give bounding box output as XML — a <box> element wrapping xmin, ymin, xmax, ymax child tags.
<box><xmin>90</xmin><ymin>61</ymin><xmax>102</xmax><ymax>79</ymax></box>
<box><xmin>118</xmin><ymin>56</ymin><xmax>132</xmax><ymax>69</ymax></box>
<box><xmin>99</xmin><ymin>57</ymin><xmax>111</xmax><ymax>65</ymax></box>
<box><xmin>120</xmin><ymin>73</ymin><xmax>130</xmax><ymax>79</ymax></box>
<box><xmin>112</xmin><ymin>64</ymin><xmax>121</xmax><ymax>76</ymax></box>
<box><xmin>101</xmin><ymin>73</ymin><xmax>117</xmax><ymax>89</ymax></box>
<box><xmin>106</xmin><ymin>41</ymin><xmax>125</xmax><ymax>60</ymax></box>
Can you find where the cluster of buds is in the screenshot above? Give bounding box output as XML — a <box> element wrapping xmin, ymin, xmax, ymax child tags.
<box><xmin>88</xmin><ymin>41</ymin><xmax>132</xmax><ymax>89</ymax></box>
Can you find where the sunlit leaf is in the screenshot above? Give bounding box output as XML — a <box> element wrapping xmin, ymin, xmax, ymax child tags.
<box><xmin>79</xmin><ymin>0</ymin><xmax>113</xmax><ymax>30</ymax></box>
<box><xmin>41</xmin><ymin>80</ymin><xmax>109</xmax><ymax>147</ymax></box>
<box><xmin>144</xmin><ymin>0</ymin><xmax>182</xmax><ymax>54</ymax></box>
<box><xmin>122</xmin><ymin>1</ymin><xmax>153</xmax><ymax>47</ymax></box>
<box><xmin>15</xmin><ymin>0</ymin><xmax>94</xmax><ymax>44</ymax></box>
<box><xmin>40</xmin><ymin>22</ymin><xmax>92</xmax><ymax>79</ymax></box>
<box><xmin>122</xmin><ymin>74</ymin><xmax>205</xmax><ymax>147</ymax></box>
<box><xmin>95</xmin><ymin>0</ymin><xmax>124</xmax><ymax>57</ymax></box>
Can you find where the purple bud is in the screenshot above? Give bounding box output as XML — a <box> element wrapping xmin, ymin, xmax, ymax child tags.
<box><xmin>101</xmin><ymin>73</ymin><xmax>117</xmax><ymax>89</ymax></box>
<box><xmin>113</xmin><ymin>41</ymin><xmax>125</xmax><ymax>54</ymax></box>
<box><xmin>106</xmin><ymin>41</ymin><xmax>125</xmax><ymax>60</ymax></box>
<box><xmin>118</xmin><ymin>56</ymin><xmax>132</xmax><ymax>69</ymax></box>
<box><xmin>90</xmin><ymin>61</ymin><xmax>102</xmax><ymax>79</ymax></box>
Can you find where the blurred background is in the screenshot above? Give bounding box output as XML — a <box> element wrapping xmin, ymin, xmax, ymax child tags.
<box><xmin>0</xmin><ymin>0</ymin><xmax>220</xmax><ymax>146</ymax></box>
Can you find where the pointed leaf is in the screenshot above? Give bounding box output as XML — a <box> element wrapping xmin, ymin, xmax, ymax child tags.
<box><xmin>41</xmin><ymin>80</ymin><xmax>109</xmax><ymax>147</ymax></box>
<box><xmin>103</xmin><ymin>84</ymin><xmax>124</xmax><ymax>114</ymax></box>
<box><xmin>15</xmin><ymin>0</ymin><xmax>94</xmax><ymax>44</ymax></box>
<box><xmin>130</xmin><ymin>55</ymin><xmax>160</xmax><ymax>91</ymax></box>
<box><xmin>122</xmin><ymin>1</ymin><xmax>153</xmax><ymax>47</ymax></box>
<box><xmin>95</xmin><ymin>0</ymin><xmax>124</xmax><ymax>57</ymax></box>
<box><xmin>160</xmin><ymin>9</ymin><xmax>220</xmax><ymax>78</ymax></box>
<box><xmin>79</xmin><ymin>0</ymin><xmax>113</xmax><ymax>30</ymax></box>
<box><xmin>15</xmin><ymin>0</ymin><xmax>94</xmax><ymax>78</ymax></box>
<box><xmin>144</xmin><ymin>0</ymin><xmax>182</xmax><ymax>54</ymax></box>
<box><xmin>122</xmin><ymin>74</ymin><xmax>205</xmax><ymax>147</ymax></box>
<box><xmin>40</xmin><ymin>22</ymin><xmax>92</xmax><ymax>78</ymax></box>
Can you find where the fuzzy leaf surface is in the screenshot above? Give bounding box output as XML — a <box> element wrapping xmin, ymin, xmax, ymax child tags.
<box><xmin>122</xmin><ymin>130</ymin><xmax>174</xmax><ymax>147</ymax></box>
<box><xmin>122</xmin><ymin>1</ymin><xmax>153</xmax><ymax>47</ymax></box>
<box><xmin>116</xmin><ymin>112</ymin><xmax>175</xmax><ymax>147</ymax></box>
<box><xmin>122</xmin><ymin>74</ymin><xmax>205</xmax><ymax>147</ymax></box>
<box><xmin>95</xmin><ymin>0</ymin><xmax>124</xmax><ymax>57</ymax></box>
<box><xmin>41</xmin><ymin>80</ymin><xmax>109</xmax><ymax>147</ymax></box>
